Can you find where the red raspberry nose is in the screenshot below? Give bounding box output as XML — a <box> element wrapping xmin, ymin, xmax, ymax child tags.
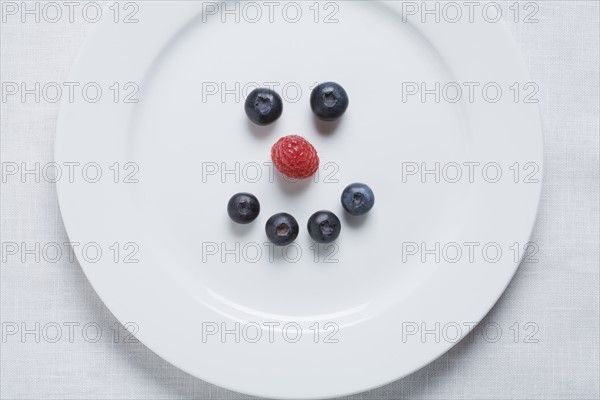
<box><xmin>271</xmin><ymin>135</ymin><xmax>319</xmax><ymax>180</ymax></box>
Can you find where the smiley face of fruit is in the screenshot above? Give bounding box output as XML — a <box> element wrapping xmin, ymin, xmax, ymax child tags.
<box><xmin>227</xmin><ymin>82</ymin><xmax>372</xmax><ymax>246</ymax></box>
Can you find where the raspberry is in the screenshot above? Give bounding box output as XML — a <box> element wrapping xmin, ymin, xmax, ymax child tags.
<box><xmin>271</xmin><ymin>135</ymin><xmax>319</xmax><ymax>180</ymax></box>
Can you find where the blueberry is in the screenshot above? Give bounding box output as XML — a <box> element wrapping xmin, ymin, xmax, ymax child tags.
<box><xmin>341</xmin><ymin>183</ymin><xmax>374</xmax><ymax>216</ymax></box>
<box><xmin>227</xmin><ymin>193</ymin><xmax>260</xmax><ymax>224</ymax></box>
<box><xmin>245</xmin><ymin>88</ymin><xmax>283</xmax><ymax>126</ymax></box>
<box><xmin>265</xmin><ymin>213</ymin><xmax>299</xmax><ymax>246</ymax></box>
<box><xmin>310</xmin><ymin>82</ymin><xmax>349</xmax><ymax>121</ymax></box>
<box><xmin>307</xmin><ymin>210</ymin><xmax>341</xmax><ymax>243</ymax></box>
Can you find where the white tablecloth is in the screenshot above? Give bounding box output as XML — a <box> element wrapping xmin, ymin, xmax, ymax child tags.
<box><xmin>2</xmin><ymin>1</ymin><xmax>598</xmax><ymax>399</ymax></box>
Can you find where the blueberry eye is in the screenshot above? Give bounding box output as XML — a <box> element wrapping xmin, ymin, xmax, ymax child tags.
<box><xmin>245</xmin><ymin>88</ymin><xmax>283</xmax><ymax>126</ymax></box>
<box><xmin>310</xmin><ymin>82</ymin><xmax>349</xmax><ymax>121</ymax></box>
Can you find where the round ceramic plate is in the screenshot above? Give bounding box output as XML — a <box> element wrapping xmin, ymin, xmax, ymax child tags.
<box><xmin>56</xmin><ymin>2</ymin><xmax>543</xmax><ymax>398</ymax></box>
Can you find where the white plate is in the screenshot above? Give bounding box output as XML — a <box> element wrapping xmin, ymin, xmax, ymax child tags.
<box><xmin>56</xmin><ymin>2</ymin><xmax>543</xmax><ymax>398</ymax></box>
